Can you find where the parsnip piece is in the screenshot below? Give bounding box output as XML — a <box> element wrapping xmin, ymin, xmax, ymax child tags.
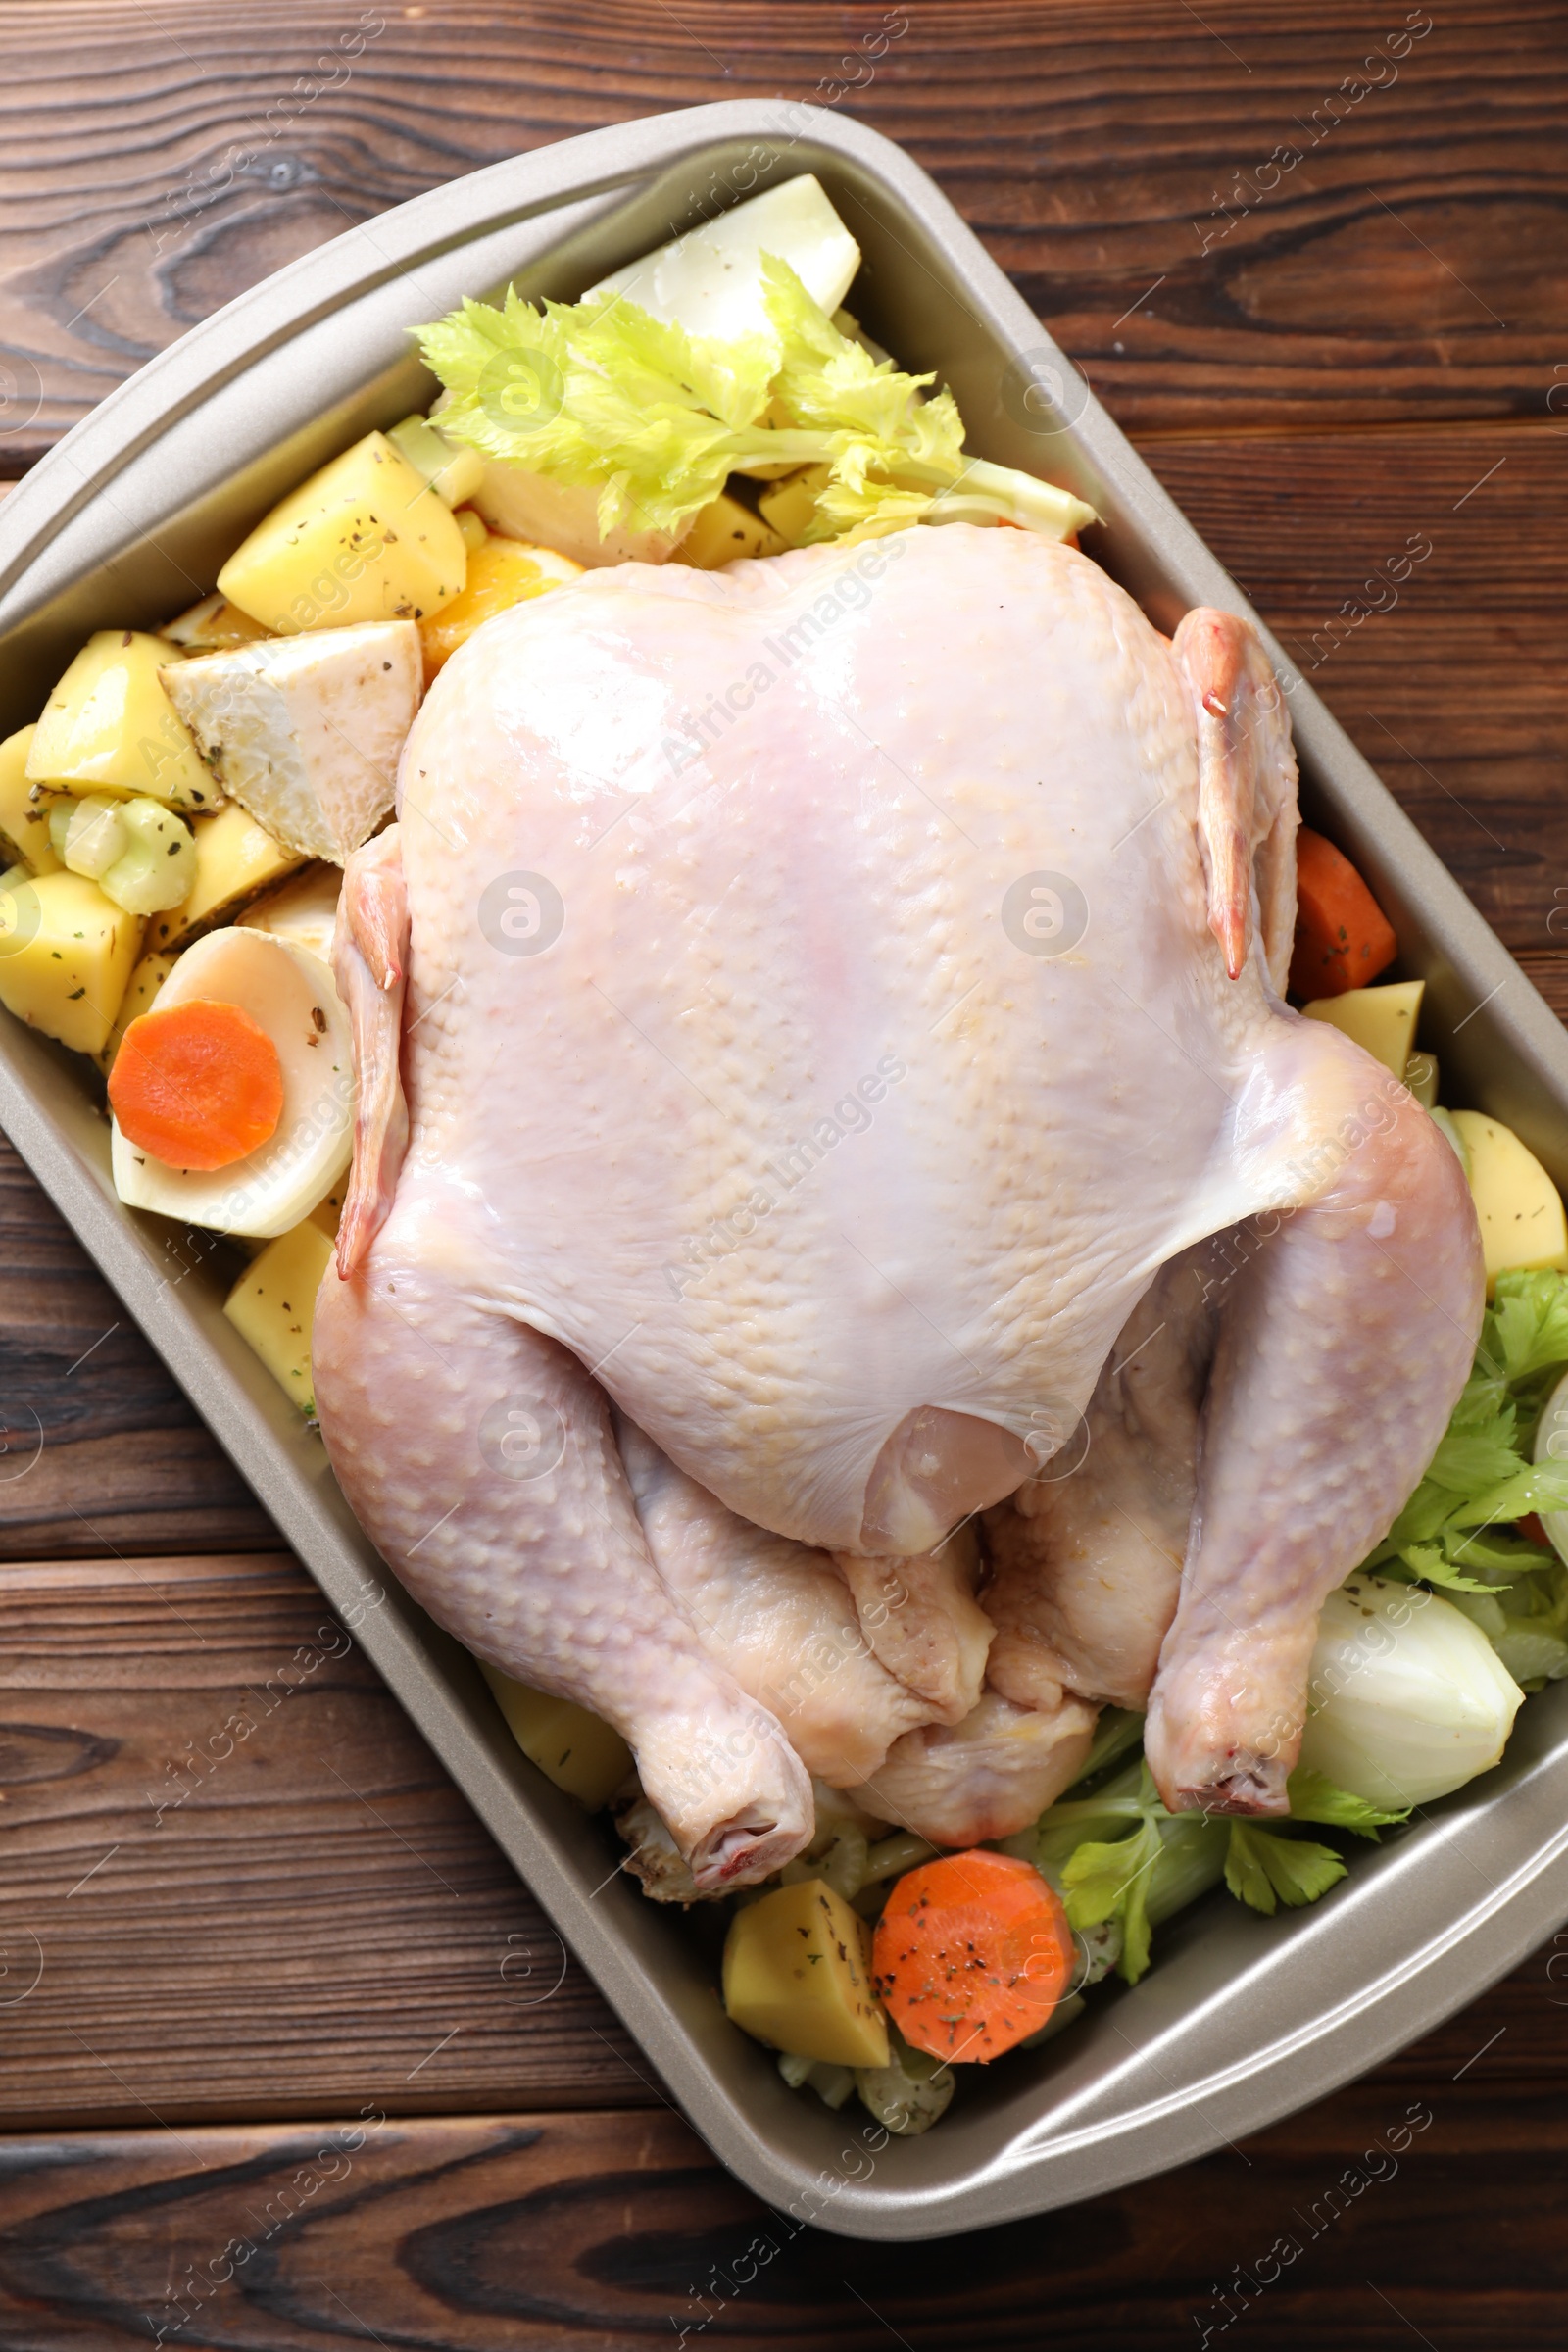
<box><xmin>223</xmin><ymin>1217</ymin><xmax>335</xmax><ymax>1415</ymax></box>
<box><xmin>146</xmin><ymin>803</ymin><xmax>305</xmax><ymax>952</ymax></box>
<box><xmin>1450</xmin><ymin>1109</ymin><xmax>1568</xmax><ymax>1296</ymax></box>
<box><xmin>0</xmin><ymin>869</ymin><xmax>143</xmax><ymax>1056</ymax></box>
<box><xmin>162</xmin><ymin>621</ymin><xmax>421</xmax><ymax>862</ymax></box>
<box><xmin>0</xmin><ymin>726</ymin><xmax>62</xmax><ymax>873</ymax></box>
<box><xmin>1302</xmin><ymin>978</ymin><xmax>1424</xmax><ymax>1080</ymax></box>
<box><xmin>478</xmin><ymin>1663</ymin><xmax>633</xmax><ymax>1809</ymax></box>
<box><xmin>25</xmin><ymin>632</ymin><xmax>216</xmax><ymax>810</ymax></box>
<box><xmin>217</xmin><ymin>431</ymin><xmax>467</xmax><ymax>636</ymax></box>
<box><xmin>722</xmin><ymin>1878</ymin><xmax>890</xmax><ymax>2067</ymax></box>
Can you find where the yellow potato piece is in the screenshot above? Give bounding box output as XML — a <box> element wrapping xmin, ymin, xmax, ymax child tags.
<box><xmin>675</xmin><ymin>490</ymin><xmax>789</xmax><ymax>570</ymax></box>
<box><xmin>1404</xmin><ymin>1050</ymin><xmax>1439</xmax><ymax>1110</ymax></box>
<box><xmin>1451</xmin><ymin>1109</ymin><xmax>1568</xmax><ymax>1298</ymax></box>
<box><xmin>95</xmin><ymin>948</ymin><xmax>178</xmax><ymax>1076</ymax></box>
<box><xmin>25</xmin><ymin>632</ymin><xmax>216</xmax><ymax>811</ymax></box>
<box><xmin>219</xmin><ymin>430</ymin><xmax>467</xmax><ymax>636</ymax></box>
<box><xmin>0</xmin><ymin>726</ymin><xmax>62</xmax><ymax>874</ymax></box>
<box><xmin>759</xmin><ymin>464</ymin><xmax>832</xmax><ymax>548</ymax></box>
<box><xmin>160</xmin><ymin>591</ymin><xmax>273</xmax><ymax>652</ymax></box>
<box><xmin>723</xmin><ymin>1877</ymin><xmax>890</xmax><ymax>2067</ymax></box>
<box><xmin>1302</xmin><ymin>978</ymin><xmax>1424</xmax><ymax>1081</ymax></box>
<box><xmin>417</xmin><ymin>533</ymin><xmax>582</xmax><ymax>678</ymax></box>
<box><xmin>147</xmin><ymin>802</ymin><xmax>304</xmax><ymax>952</ymax></box>
<box><xmin>223</xmin><ymin>1217</ymin><xmax>335</xmax><ymax>1415</ymax></box>
<box><xmin>478</xmin><ymin>1662</ymin><xmax>633</xmax><ymax>1810</ymax></box>
<box><xmin>0</xmin><ymin>869</ymin><xmax>143</xmax><ymax>1057</ymax></box>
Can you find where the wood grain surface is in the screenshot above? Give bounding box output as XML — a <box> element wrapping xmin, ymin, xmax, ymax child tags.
<box><xmin>0</xmin><ymin>0</ymin><xmax>1563</xmax><ymax>467</ymax></box>
<box><xmin>0</xmin><ymin>0</ymin><xmax>1564</xmax><ymax>2338</ymax></box>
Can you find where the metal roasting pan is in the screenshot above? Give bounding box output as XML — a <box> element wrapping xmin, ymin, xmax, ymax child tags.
<box><xmin>1</xmin><ymin>103</ymin><xmax>1565</xmax><ymax>2240</ymax></box>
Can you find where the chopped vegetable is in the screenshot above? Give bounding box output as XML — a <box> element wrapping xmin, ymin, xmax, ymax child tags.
<box><xmin>26</xmin><ymin>631</ymin><xmax>216</xmax><ymax>811</ymax></box>
<box><xmin>1298</xmin><ymin>1575</ymin><xmax>1524</xmax><ymax>1808</ymax></box>
<box><xmin>0</xmin><ymin>725</ymin><xmax>62</xmax><ymax>874</ymax></box>
<box><xmin>871</xmin><ymin>1848</ymin><xmax>1073</xmax><ymax>2062</ymax></box>
<box><xmin>385</xmin><ymin>410</ymin><xmax>486</xmax><ymax>509</ymax></box>
<box><xmin>1450</xmin><ymin>1109</ymin><xmax>1568</xmax><ymax>1296</ymax></box>
<box><xmin>217</xmin><ymin>430</ymin><xmax>467</xmax><ymax>636</ymax></box>
<box><xmin>147</xmin><ymin>802</ymin><xmax>304</xmax><ymax>951</ymax></box>
<box><xmin>1302</xmin><ymin>978</ymin><xmax>1423</xmax><ymax>1081</ymax></box>
<box><xmin>416</xmin><ymin>258</ymin><xmax>1096</xmax><ymax>551</ymax></box>
<box><xmin>222</xmin><ymin>1216</ymin><xmax>334</xmax><ymax>1413</ymax></box>
<box><xmin>0</xmin><ymin>869</ymin><xmax>143</xmax><ymax>1056</ymax></box>
<box><xmin>724</xmin><ymin>1877</ymin><xmax>889</xmax><ymax>2067</ymax></box>
<box><xmin>1224</xmin><ymin>1824</ymin><xmax>1346</xmax><ymax>1915</ymax></box>
<box><xmin>586</xmin><ymin>174</ymin><xmax>861</xmax><ymax>349</ymax></box>
<box><xmin>159</xmin><ymin>591</ymin><xmax>272</xmax><ymax>652</ymax></box>
<box><xmin>109</xmin><ymin>998</ymin><xmax>285</xmax><ymax>1171</ymax></box>
<box><xmin>673</xmin><ymin>489</ymin><xmax>789</xmax><ymax>570</ymax></box>
<box><xmin>1289</xmin><ymin>826</ymin><xmax>1397</xmax><ymax>997</ymax></box>
<box><xmin>855</xmin><ymin>2022</ymin><xmax>956</xmax><ymax>2136</ymax></box>
<box><xmin>416</xmin><ymin>534</ymin><xmax>582</xmax><ymax>678</ymax></box>
<box><xmin>110</xmin><ymin>925</ymin><xmax>352</xmax><ymax>1237</ymax></box>
<box><xmin>95</xmin><ymin>948</ymin><xmax>178</xmax><ymax>1077</ymax></box>
<box><xmin>162</xmin><ymin>620</ymin><xmax>422</xmax><ymax>864</ymax></box>
<box><xmin>50</xmin><ymin>793</ymin><xmax>197</xmax><ymax>915</ymax></box>
<box><xmin>478</xmin><ymin>1664</ymin><xmax>633</xmax><ymax>1809</ymax></box>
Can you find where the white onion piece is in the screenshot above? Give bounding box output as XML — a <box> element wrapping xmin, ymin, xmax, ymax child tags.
<box><xmin>238</xmin><ymin>863</ymin><xmax>342</xmax><ymax>965</ymax></box>
<box><xmin>1298</xmin><ymin>1574</ymin><xmax>1524</xmax><ymax>1809</ymax></box>
<box><xmin>1533</xmin><ymin>1366</ymin><xmax>1568</xmax><ymax>1566</ymax></box>
<box><xmin>111</xmin><ymin>925</ymin><xmax>352</xmax><ymax>1239</ymax></box>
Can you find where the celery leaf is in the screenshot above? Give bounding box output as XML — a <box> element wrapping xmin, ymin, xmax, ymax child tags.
<box><xmin>1225</xmin><ymin>1825</ymin><xmax>1347</xmax><ymax>1916</ymax></box>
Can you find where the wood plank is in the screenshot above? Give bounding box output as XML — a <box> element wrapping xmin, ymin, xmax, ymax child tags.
<box><xmin>0</xmin><ymin>2066</ymin><xmax>1565</xmax><ymax>2350</ymax></box>
<box><xmin>0</xmin><ymin>1552</ymin><xmax>649</xmax><ymax>2124</ymax></box>
<box><xmin>0</xmin><ymin>1128</ymin><xmax>276</xmax><ymax>1558</ymax></box>
<box><xmin>0</xmin><ymin>0</ymin><xmax>1562</xmax><ymax>466</ymax></box>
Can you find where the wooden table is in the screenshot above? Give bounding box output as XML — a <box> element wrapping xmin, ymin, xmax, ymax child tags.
<box><xmin>0</xmin><ymin>3</ymin><xmax>1564</xmax><ymax>2342</ymax></box>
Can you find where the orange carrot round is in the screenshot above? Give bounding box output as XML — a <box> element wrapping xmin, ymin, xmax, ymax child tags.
<box><xmin>871</xmin><ymin>1849</ymin><xmax>1075</xmax><ymax>2064</ymax></box>
<box><xmin>1290</xmin><ymin>826</ymin><xmax>1397</xmax><ymax>1000</ymax></box>
<box><xmin>109</xmin><ymin>997</ymin><xmax>284</xmax><ymax>1171</ymax></box>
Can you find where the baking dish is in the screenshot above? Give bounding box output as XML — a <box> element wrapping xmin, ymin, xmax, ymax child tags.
<box><xmin>1</xmin><ymin>102</ymin><xmax>1565</xmax><ymax>2241</ymax></box>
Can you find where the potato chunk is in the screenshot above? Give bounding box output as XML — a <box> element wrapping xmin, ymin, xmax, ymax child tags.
<box><xmin>96</xmin><ymin>948</ymin><xmax>179</xmax><ymax>1076</ymax></box>
<box><xmin>0</xmin><ymin>870</ymin><xmax>143</xmax><ymax>1056</ymax></box>
<box><xmin>218</xmin><ymin>431</ymin><xmax>467</xmax><ymax>635</ymax></box>
<box><xmin>25</xmin><ymin>632</ymin><xmax>216</xmax><ymax>810</ymax></box>
<box><xmin>477</xmin><ymin>1664</ymin><xmax>633</xmax><ymax>1809</ymax></box>
<box><xmin>1302</xmin><ymin>978</ymin><xmax>1424</xmax><ymax>1080</ymax></box>
<box><xmin>0</xmin><ymin>726</ymin><xmax>61</xmax><ymax>873</ymax></box>
<box><xmin>723</xmin><ymin>1878</ymin><xmax>889</xmax><ymax>2067</ymax></box>
<box><xmin>1451</xmin><ymin>1109</ymin><xmax>1568</xmax><ymax>1297</ymax></box>
<box><xmin>147</xmin><ymin>802</ymin><xmax>304</xmax><ymax>952</ymax></box>
<box><xmin>223</xmin><ymin>1217</ymin><xmax>334</xmax><ymax>1414</ymax></box>
<box><xmin>674</xmin><ymin>492</ymin><xmax>789</xmax><ymax>570</ymax></box>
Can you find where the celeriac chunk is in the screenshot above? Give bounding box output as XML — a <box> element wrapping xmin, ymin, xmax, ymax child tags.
<box><xmin>586</xmin><ymin>174</ymin><xmax>861</xmax><ymax>344</ymax></box>
<box><xmin>162</xmin><ymin>621</ymin><xmax>421</xmax><ymax>863</ymax></box>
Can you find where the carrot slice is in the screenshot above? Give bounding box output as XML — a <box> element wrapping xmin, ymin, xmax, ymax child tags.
<box><xmin>109</xmin><ymin>997</ymin><xmax>284</xmax><ymax>1171</ymax></box>
<box><xmin>1290</xmin><ymin>827</ymin><xmax>1397</xmax><ymax>1000</ymax></box>
<box><xmin>871</xmin><ymin>1848</ymin><xmax>1074</xmax><ymax>2064</ymax></box>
